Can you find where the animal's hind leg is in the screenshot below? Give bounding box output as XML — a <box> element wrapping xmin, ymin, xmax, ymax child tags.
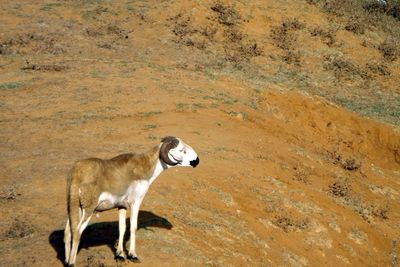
<box><xmin>68</xmin><ymin>207</ymin><xmax>93</xmax><ymax>266</ymax></box>
<box><xmin>115</xmin><ymin>208</ymin><xmax>127</xmax><ymax>261</ymax></box>
<box><xmin>64</xmin><ymin>217</ymin><xmax>71</xmax><ymax>264</ymax></box>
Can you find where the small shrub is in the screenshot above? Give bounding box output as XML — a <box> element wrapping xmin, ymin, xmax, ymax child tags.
<box><xmin>309</xmin><ymin>26</ymin><xmax>336</xmax><ymax>46</ymax></box>
<box><xmin>271</xmin><ymin>18</ymin><xmax>304</xmax><ymax>50</ymax></box>
<box><xmin>282</xmin><ymin>18</ymin><xmax>306</xmax><ymax>31</ymax></box>
<box><xmin>224</xmin><ymin>28</ymin><xmax>263</xmax><ymax>63</ymax></box>
<box><xmin>273</xmin><ymin>215</ymin><xmax>310</xmax><ymax>232</ymax></box>
<box><xmin>4</xmin><ymin>218</ymin><xmax>34</xmax><ymax>239</ymax></box>
<box><xmin>345</xmin><ymin>16</ymin><xmax>366</xmax><ymax>34</ymax></box>
<box><xmin>282</xmin><ymin>50</ymin><xmax>301</xmax><ymax>65</ymax></box>
<box><xmin>378</xmin><ymin>38</ymin><xmax>399</xmax><ymax>61</ymax></box>
<box><xmin>211</xmin><ymin>2</ymin><xmax>241</xmax><ymax>26</ymax></box>
<box><xmin>328</xmin><ymin>181</ymin><xmax>351</xmax><ymax>198</ymax></box>
<box><xmin>366</xmin><ymin>62</ymin><xmax>391</xmax><ymax>76</ymax></box>
<box><xmin>271</xmin><ymin>26</ymin><xmax>298</xmax><ymax>50</ymax></box>
<box><xmin>323</xmin><ymin>55</ymin><xmax>369</xmax><ymax>80</ymax></box>
<box><xmin>0</xmin><ymin>185</ymin><xmax>20</xmax><ymax>200</ymax></box>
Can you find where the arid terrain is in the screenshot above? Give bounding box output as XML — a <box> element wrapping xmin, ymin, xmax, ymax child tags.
<box><xmin>1</xmin><ymin>0</ymin><xmax>399</xmax><ymax>266</ymax></box>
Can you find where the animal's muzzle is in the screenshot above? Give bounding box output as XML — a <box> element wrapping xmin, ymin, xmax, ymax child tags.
<box><xmin>190</xmin><ymin>157</ymin><xmax>199</xmax><ymax>168</ymax></box>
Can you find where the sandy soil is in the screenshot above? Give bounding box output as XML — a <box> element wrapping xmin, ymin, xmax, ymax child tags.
<box><xmin>1</xmin><ymin>1</ymin><xmax>399</xmax><ymax>266</ymax></box>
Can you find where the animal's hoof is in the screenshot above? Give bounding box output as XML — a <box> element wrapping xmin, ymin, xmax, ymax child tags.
<box><xmin>115</xmin><ymin>254</ymin><xmax>126</xmax><ymax>262</ymax></box>
<box><xmin>127</xmin><ymin>255</ymin><xmax>141</xmax><ymax>263</ymax></box>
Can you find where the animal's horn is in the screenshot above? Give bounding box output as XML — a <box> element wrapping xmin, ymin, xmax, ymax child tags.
<box><xmin>159</xmin><ymin>136</ymin><xmax>179</xmax><ymax>166</ymax></box>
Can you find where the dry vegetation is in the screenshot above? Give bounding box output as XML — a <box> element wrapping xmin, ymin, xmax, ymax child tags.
<box><xmin>1</xmin><ymin>0</ymin><xmax>399</xmax><ymax>266</ymax></box>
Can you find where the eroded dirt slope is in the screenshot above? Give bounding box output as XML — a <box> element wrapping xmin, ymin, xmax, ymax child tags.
<box><xmin>1</xmin><ymin>1</ymin><xmax>399</xmax><ymax>266</ymax></box>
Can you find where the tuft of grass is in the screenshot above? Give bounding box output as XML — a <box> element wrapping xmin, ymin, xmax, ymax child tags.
<box><xmin>0</xmin><ymin>82</ymin><xmax>24</xmax><ymax>90</ymax></box>
<box><xmin>0</xmin><ymin>185</ymin><xmax>20</xmax><ymax>201</ymax></box>
<box><xmin>138</xmin><ymin>111</ymin><xmax>162</xmax><ymax>117</ymax></box>
<box><xmin>145</xmin><ymin>124</ymin><xmax>157</xmax><ymax>129</ymax></box>
<box><xmin>40</xmin><ymin>3</ymin><xmax>62</xmax><ymax>11</ymax></box>
<box><xmin>4</xmin><ymin>218</ymin><xmax>34</xmax><ymax>239</ymax></box>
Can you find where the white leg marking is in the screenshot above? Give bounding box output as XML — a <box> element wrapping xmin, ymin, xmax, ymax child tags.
<box><xmin>64</xmin><ymin>217</ymin><xmax>71</xmax><ymax>264</ymax></box>
<box><xmin>117</xmin><ymin>208</ymin><xmax>127</xmax><ymax>257</ymax></box>
<box><xmin>77</xmin><ymin>208</ymin><xmax>85</xmax><ymax>230</ymax></box>
<box><xmin>79</xmin><ymin>214</ymin><xmax>92</xmax><ymax>234</ymax></box>
<box><xmin>128</xmin><ymin>198</ymin><xmax>144</xmax><ymax>258</ymax></box>
<box><xmin>69</xmin><ymin>209</ymin><xmax>91</xmax><ymax>265</ymax></box>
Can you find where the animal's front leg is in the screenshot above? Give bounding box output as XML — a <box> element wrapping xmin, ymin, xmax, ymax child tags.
<box><xmin>115</xmin><ymin>208</ymin><xmax>127</xmax><ymax>261</ymax></box>
<box><xmin>128</xmin><ymin>198</ymin><xmax>143</xmax><ymax>262</ymax></box>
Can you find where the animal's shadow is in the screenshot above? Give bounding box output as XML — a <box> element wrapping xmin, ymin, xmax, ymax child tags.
<box><xmin>49</xmin><ymin>210</ymin><xmax>173</xmax><ymax>264</ymax></box>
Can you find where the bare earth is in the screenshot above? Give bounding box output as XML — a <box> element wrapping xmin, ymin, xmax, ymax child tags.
<box><xmin>1</xmin><ymin>1</ymin><xmax>399</xmax><ymax>266</ymax></box>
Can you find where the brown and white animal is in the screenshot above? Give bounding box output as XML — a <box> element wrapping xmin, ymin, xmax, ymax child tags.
<box><xmin>64</xmin><ymin>136</ymin><xmax>199</xmax><ymax>266</ymax></box>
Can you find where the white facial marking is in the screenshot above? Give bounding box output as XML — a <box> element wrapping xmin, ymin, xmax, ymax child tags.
<box><xmin>168</xmin><ymin>139</ymin><xmax>198</xmax><ymax>167</ymax></box>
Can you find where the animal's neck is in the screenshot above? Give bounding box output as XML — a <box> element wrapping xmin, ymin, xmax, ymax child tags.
<box><xmin>126</xmin><ymin>145</ymin><xmax>165</xmax><ymax>183</ymax></box>
<box><xmin>149</xmin><ymin>160</ymin><xmax>165</xmax><ymax>185</ymax></box>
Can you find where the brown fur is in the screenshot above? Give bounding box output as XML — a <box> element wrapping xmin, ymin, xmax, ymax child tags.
<box><xmin>67</xmin><ymin>145</ymin><xmax>160</xmax><ymax>212</ymax></box>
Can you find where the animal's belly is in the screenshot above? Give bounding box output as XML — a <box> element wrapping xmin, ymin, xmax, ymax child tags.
<box><xmin>95</xmin><ymin>180</ymin><xmax>150</xmax><ymax>212</ymax></box>
<box><xmin>95</xmin><ymin>192</ymin><xmax>129</xmax><ymax>211</ymax></box>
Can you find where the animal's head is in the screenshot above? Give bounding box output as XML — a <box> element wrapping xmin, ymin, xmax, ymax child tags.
<box><xmin>159</xmin><ymin>136</ymin><xmax>199</xmax><ymax>168</ymax></box>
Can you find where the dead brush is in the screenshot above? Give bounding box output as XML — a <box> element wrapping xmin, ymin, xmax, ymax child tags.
<box><xmin>323</xmin><ymin>54</ymin><xmax>369</xmax><ymax>80</ymax></box>
<box><xmin>270</xmin><ymin>18</ymin><xmax>305</xmax><ymax>65</ymax></box>
<box><xmin>271</xmin><ymin>23</ymin><xmax>298</xmax><ymax>50</ymax></box>
<box><xmin>3</xmin><ymin>218</ymin><xmax>34</xmax><ymax>239</ymax></box>
<box><xmin>170</xmin><ymin>13</ymin><xmax>215</xmax><ymax>49</ymax></box>
<box><xmin>223</xmin><ymin>27</ymin><xmax>263</xmax><ymax>64</ymax></box>
<box><xmin>328</xmin><ymin>180</ymin><xmax>390</xmax><ymax>222</ymax></box>
<box><xmin>328</xmin><ymin>180</ymin><xmax>351</xmax><ymax>198</ymax></box>
<box><xmin>378</xmin><ymin>38</ymin><xmax>399</xmax><ymax>61</ymax></box>
<box><xmin>309</xmin><ymin>26</ymin><xmax>336</xmax><ymax>46</ymax></box>
<box><xmin>345</xmin><ymin>15</ymin><xmax>366</xmax><ymax>34</ymax></box>
<box><xmin>366</xmin><ymin>62</ymin><xmax>391</xmax><ymax>76</ymax></box>
<box><xmin>272</xmin><ymin>214</ymin><xmax>310</xmax><ymax>233</ymax></box>
<box><xmin>210</xmin><ymin>2</ymin><xmax>241</xmax><ymax>26</ymax></box>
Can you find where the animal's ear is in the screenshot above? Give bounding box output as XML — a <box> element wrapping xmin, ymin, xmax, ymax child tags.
<box><xmin>159</xmin><ymin>136</ymin><xmax>179</xmax><ymax>166</ymax></box>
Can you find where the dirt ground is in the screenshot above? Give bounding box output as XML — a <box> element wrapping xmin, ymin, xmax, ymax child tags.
<box><xmin>1</xmin><ymin>1</ymin><xmax>399</xmax><ymax>266</ymax></box>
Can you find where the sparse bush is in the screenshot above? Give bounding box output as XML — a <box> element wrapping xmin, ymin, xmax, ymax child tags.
<box><xmin>345</xmin><ymin>16</ymin><xmax>366</xmax><ymax>34</ymax></box>
<box><xmin>271</xmin><ymin>18</ymin><xmax>305</xmax><ymax>50</ymax></box>
<box><xmin>271</xmin><ymin>25</ymin><xmax>298</xmax><ymax>50</ymax></box>
<box><xmin>211</xmin><ymin>2</ymin><xmax>241</xmax><ymax>26</ymax></box>
<box><xmin>367</xmin><ymin>62</ymin><xmax>391</xmax><ymax>76</ymax></box>
<box><xmin>0</xmin><ymin>185</ymin><xmax>20</xmax><ymax>200</ymax></box>
<box><xmin>282</xmin><ymin>18</ymin><xmax>306</xmax><ymax>31</ymax></box>
<box><xmin>378</xmin><ymin>38</ymin><xmax>399</xmax><ymax>61</ymax></box>
<box><xmin>282</xmin><ymin>50</ymin><xmax>301</xmax><ymax>65</ymax></box>
<box><xmin>273</xmin><ymin>215</ymin><xmax>310</xmax><ymax>232</ymax></box>
<box><xmin>224</xmin><ymin>27</ymin><xmax>263</xmax><ymax>63</ymax></box>
<box><xmin>271</xmin><ymin>18</ymin><xmax>304</xmax><ymax>65</ymax></box>
<box><xmin>327</xmin><ymin>150</ymin><xmax>361</xmax><ymax>171</ymax></box>
<box><xmin>324</xmin><ymin>55</ymin><xmax>369</xmax><ymax>80</ymax></box>
<box><xmin>4</xmin><ymin>218</ymin><xmax>34</xmax><ymax>239</ymax></box>
<box><xmin>329</xmin><ymin>181</ymin><xmax>351</xmax><ymax>198</ymax></box>
<box><xmin>309</xmin><ymin>26</ymin><xmax>336</xmax><ymax>46</ymax></box>
<box><xmin>171</xmin><ymin>14</ymin><xmax>214</xmax><ymax>49</ymax></box>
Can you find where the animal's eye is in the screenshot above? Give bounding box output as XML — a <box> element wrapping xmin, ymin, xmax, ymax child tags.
<box><xmin>184</xmin><ymin>150</ymin><xmax>187</xmax><ymax>154</ymax></box>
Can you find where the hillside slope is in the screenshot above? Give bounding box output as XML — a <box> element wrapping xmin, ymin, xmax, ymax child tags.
<box><xmin>1</xmin><ymin>1</ymin><xmax>399</xmax><ymax>266</ymax></box>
